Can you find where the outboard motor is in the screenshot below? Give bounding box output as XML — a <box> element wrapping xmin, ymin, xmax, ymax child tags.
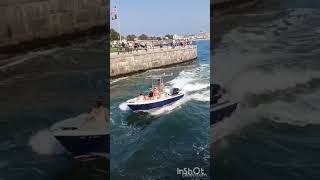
<box><xmin>172</xmin><ymin>88</ymin><xmax>180</xmax><ymax>95</ymax></box>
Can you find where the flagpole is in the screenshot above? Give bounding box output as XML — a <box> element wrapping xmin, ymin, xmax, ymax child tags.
<box><xmin>117</xmin><ymin>0</ymin><xmax>121</xmax><ymax>42</ymax></box>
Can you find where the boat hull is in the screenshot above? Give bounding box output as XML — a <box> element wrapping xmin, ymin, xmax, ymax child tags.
<box><xmin>54</xmin><ymin>133</ymin><xmax>109</xmax><ymax>156</ymax></box>
<box><xmin>127</xmin><ymin>94</ymin><xmax>184</xmax><ymax>112</ymax></box>
<box><xmin>211</xmin><ymin>102</ymin><xmax>238</xmax><ymax>125</ymax></box>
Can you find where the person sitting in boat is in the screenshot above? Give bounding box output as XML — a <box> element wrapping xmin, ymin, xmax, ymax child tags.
<box><xmin>153</xmin><ymin>87</ymin><xmax>160</xmax><ymax>99</ymax></box>
<box><xmin>87</xmin><ymin>99</ymin><xmax>109</xmax><ymax>128</ymax></box>
<box><xmin>148</xmin><ymin>90</ymin><xmax>153</xmax><ymax>98</ymax></box>
<box><xmin>138</xmin><ymin>92</ymin><xmax>145</xmax><ymax>101</ymax></box>
<box><xmin>156</xmin><ymin>79</ymin><xmax>164</xmax><ymax>93</ymax></box>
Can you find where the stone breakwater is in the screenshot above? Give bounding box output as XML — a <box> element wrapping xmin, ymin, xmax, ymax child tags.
<box><xmin>110</xmin><ymin>46</ymin><xmax>197</xmax><ymax>77</ymax></box>
<box><xmin>0</xmin><ymin>0</ymin><xmax>108</xmax><ymax>49</ymax></box>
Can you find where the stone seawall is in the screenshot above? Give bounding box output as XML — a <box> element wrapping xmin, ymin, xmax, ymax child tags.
<box><xmin>212</xmin><ymin>0</ymin><xmax>260</xmax><ymax>15</ymax></box>
<box><xmin>0</xmin><ymin>0</ymin><xmax>107</xmax><ymax>48</ymax></box>
<box><xmin>110</xmin><ymin>46</ymin><xmax>197</xmax><ymax>77</ymax></box>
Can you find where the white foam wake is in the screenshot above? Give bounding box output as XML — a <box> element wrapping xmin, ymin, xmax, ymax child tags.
<box><xmin>0</xmin><ymin>48</ymin><xmax>61</xmax><ymax>71</ymax></box>
<box><xmin>169</xmin><ymin>65</ymin><xmax>210</xmax><ymax>102</ymax></box>
<box><xmin>29</xmin><ymin>129</ymin><xmax>66</xmax><ymax>155</ymax></box>
<box><xmin>229</xmin><ymin>69</ymin><xmax>320</xmax><ymax>99</ymax></box>
<box><xmin>212</xmin><ymin>90</ymin><xmax>320</xmax><ymax>143</ymax></box>
<box><xmin>111</xmin><ymin>77</ymin><xmax>128</xmax><ymax>85</ymax></box>
<box><xmin>257</xmin><ymin>90</ymin><xmax>320</xmax><ymax>127</ymax></box>
<box><xmin>119</xmin><ymin>102</ymin><xmax>129</xmax><ymax>111</ymax></box>
<box><xmin>150</xmin><ymin>66</ymin><xmax>210</xmax><ymax>115</ymax></box>
<box><xmin>211</xmin><ymin>8</ymin><xmax>320</xmax><ymax>143</ymax></box>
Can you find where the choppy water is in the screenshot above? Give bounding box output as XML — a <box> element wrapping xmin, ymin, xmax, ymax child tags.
<box><xmin>212</xmin><ymin>0</ymin><xmax>320</xmax><ymax>179</ymax></box>
<box><xmin>110</xmin><ymin>40</ymin><xmax>210</xmax><ymax>179</ymax></box>
<box><xmin>0</xmin><ymin>37</ymin><xmax>108</xmax><ymax>180</ymax></box>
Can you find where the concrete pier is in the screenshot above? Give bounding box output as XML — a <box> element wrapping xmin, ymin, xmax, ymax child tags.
<box><xmin>110</xmin><ymin>46</ymin><xmax>197</xmax><ymax>77</ymax></box>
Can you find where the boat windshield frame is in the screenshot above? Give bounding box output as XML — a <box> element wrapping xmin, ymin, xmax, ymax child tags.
<box><xmin>146</xmin><ymin>73</ymin><xmax>173</xmax><ymax>88</ymax></box>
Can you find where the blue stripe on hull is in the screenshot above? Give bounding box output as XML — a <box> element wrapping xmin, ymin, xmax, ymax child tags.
<box><xmin>211</xmin><ymin>103</ymin><xmax>238</xmax><ymax>125</ymax></box>
<box><xmin>128</xmin><ymin>94</ymin><xmax>184</xmax><ymax>112</ymax></box>
<box><xmin>55</xmin><ymin>134</ymin><xmax>109</xmax><ymax>156</ymax></box>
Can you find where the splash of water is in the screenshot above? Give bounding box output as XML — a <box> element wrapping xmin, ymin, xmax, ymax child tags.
<box><xmin>29</xmin><ymin>113</ymin><xmax>90</xmax><ymax>155</ymax></box>
<box><xmin>119</xmin><ymin>102</ymin><xmax>129</xmax><ymax>111</ymax></box>
<box><xmin>29</xmin><ymin>129</ymin><xmax>66</xmax><ymax>155</ymax></box>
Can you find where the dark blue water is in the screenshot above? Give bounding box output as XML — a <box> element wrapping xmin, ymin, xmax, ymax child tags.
<box><xmin>110</xmin><ymin>40</ymin><xmax>210</xmax><ymax>180</ymax></box>
<box><xmin>0</xmin><ymin>37</ymin><xmax>108</xmax><ymax>180</ymax></box>
<box><xmin>212</xmin><ymin>0</ymin><xmax>320</xmax><ymax>179</ymax></box>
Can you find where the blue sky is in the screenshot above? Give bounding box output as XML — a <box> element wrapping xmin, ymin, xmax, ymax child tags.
<box><xmin>110</xmin><ymin>0</ymin><xmax>209</xmax><ymax>36</ymax></box>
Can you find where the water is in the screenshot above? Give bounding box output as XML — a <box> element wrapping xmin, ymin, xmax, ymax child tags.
<box><xmin>110</xmin><ymin>40</ymin><xmax>210</xmax><ymax>179</ymax></box>
<box><xmin>212</xmin><ymin>0</ymin><xmax>320</xmax><ymax>179</ymax></box>
<box><xmin>0</xmin><ymin>36</ymin><xmax>108</xmax><ymax>179</ymax></box>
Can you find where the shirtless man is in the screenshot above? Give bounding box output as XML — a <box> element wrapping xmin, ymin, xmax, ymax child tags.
<box><xmin>88</xmin><ymin>100</ymin><xmax>109</xmax><ymax>128</ymax></box>
<box><xmin>156</xmin><ymin>79</ymin><xmax>164</xmax><ymax>93</ymax></box>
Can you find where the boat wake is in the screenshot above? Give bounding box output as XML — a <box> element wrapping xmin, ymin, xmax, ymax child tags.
<box><xmin>211</xmin><ymin>8</ymin><xmax>320</xmax><ymax>143</ymax></box>
<box><xmin>255</xmin><ymin>90</ymin><xmax>320</xmax><ymax>127</ymax></box>
<box><xmin>212</xmin><ymin>88</ymin><xmax>320</xmax><ymax>144</ymax></box>
<box><xmin>111</xmin><ymin>77</ymin><xmax>128</xmax><ymax>85</ymax></box>
<box><xmin>227</xmin><ymin>69</ymin><xmax>320</xmax><ymax>99</ymax></box>
<box><xmin>212</xmin><ymin>67</ymin><xmax>320</xmax><ymax>142</ymax></box>
<box><xmin>157</xmin><ymin>65</ymin><xmax>210</xmax><ymax>114</ymax></box>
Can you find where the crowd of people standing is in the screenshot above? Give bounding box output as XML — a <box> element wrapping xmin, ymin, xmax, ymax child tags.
<box><xmin>111</xmin><ymin>39</ymin><xmax>194</xmax><ymax>54</ymax></box>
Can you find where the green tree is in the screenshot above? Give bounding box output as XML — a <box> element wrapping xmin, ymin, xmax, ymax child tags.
<box><xmin>150</xmin><ymin>36</ymin><xmax>160</xmax><ymax>40</ymax></box>
<box><xmin>165</xmin><ymin>34</ymin><xmax>173</xmax><ymax>39</ymax></box>
<box><xmin>110</xmin><ymin>28</ymin><xmax>120</xmax><ymax>41</ymax></box>
<box><xmin>127</xmin><ymin>34</ymin><xmax>137</xmax><ymax>41</ymax></box>
<box><xmin>138</xmin><ymin>34</ymin><xmax>149</xmax><ymax>40</ymax></box>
